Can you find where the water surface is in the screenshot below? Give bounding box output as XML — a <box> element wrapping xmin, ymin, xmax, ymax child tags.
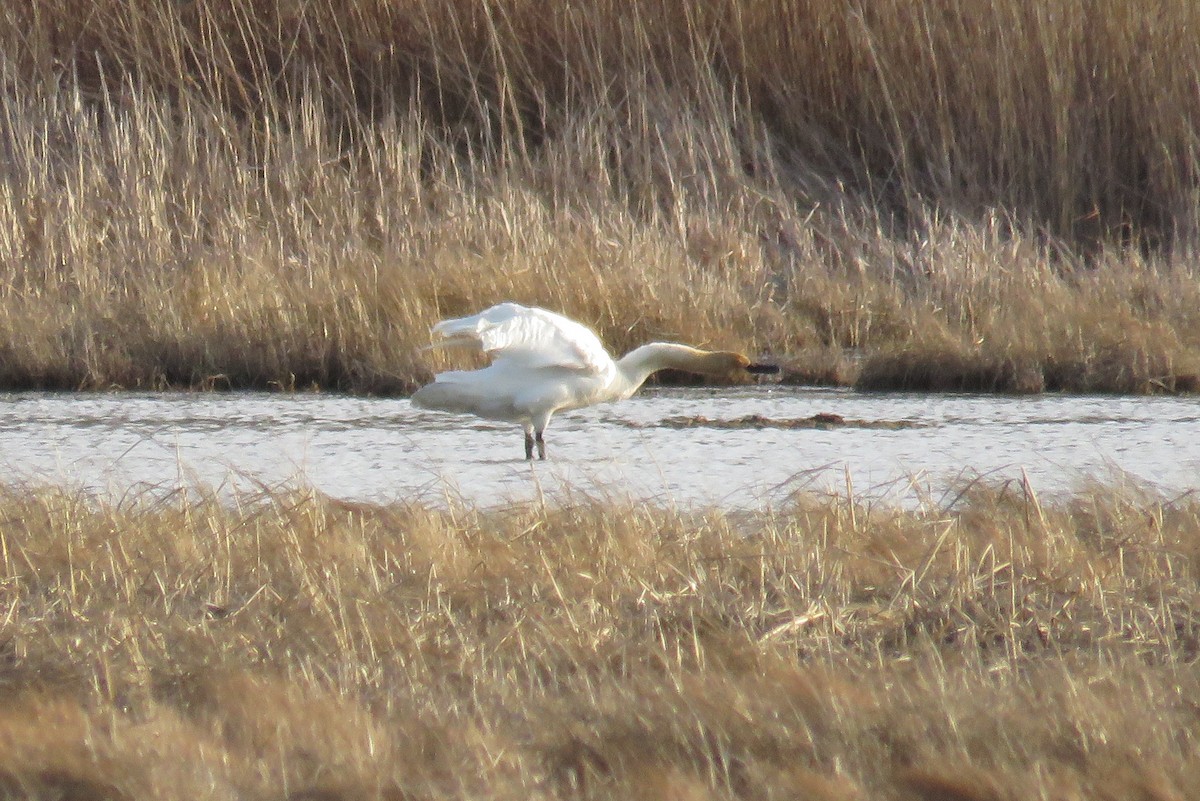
<box><xmin>0</xmin><ymin>387</ymin><xmax>1195</xmax><ymax>507</ymax></box>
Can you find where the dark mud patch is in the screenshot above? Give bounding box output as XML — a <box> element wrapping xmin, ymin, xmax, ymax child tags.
<box><xmin>642</xmin><ymin>413</ymin><xmax>925</xmax><ymax>430</ymax></box>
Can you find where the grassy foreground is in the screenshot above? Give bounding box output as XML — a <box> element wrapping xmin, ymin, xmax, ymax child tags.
<box><xmin>0</xmin><ymin>1</ymin><xmax>1199</xmax><ymax>393</ymax></box>
<box><xmin>0</xmin><ymin>481</ymin><xmax>1198</xmax><ymax>799</ymax></box>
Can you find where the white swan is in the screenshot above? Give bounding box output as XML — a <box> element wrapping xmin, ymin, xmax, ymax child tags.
<box><xmin>411</xmin><ymin>302</ymin><xmax>778</xmax><ymax>459</ymax></box>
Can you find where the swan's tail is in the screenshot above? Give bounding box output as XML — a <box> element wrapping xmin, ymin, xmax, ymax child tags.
<box><xmin>410</xmin><ymin>371</ymin><xmax>521</xmax><ymax>422</ymax></box>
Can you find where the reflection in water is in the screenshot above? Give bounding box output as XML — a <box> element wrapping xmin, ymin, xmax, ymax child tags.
<box><xmin>0</xmin><ymin>387</ymin><xmax>1196</xmax><ymax>508</ymax></box>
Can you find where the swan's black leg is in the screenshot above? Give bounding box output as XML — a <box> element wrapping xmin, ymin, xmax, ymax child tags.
<box><xmin>524</xmin><ymin>431</ymin><xmax>535</xmax><ymax>460</ymax></box>
<box><xmin>535</xmin><ymin>430</ymin><xmax>546</xmax><ymax>460</ymax></box>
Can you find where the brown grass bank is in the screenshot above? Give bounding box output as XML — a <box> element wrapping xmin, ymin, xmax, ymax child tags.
<box><xmin>0</xmin><ymin>1</ymin><xmax>1198</xmax><ymax>392</ymax></box>
<box><xmin>0</xmin><ymin>481</ymin><xmax>1198</xmax><ymax>799</ymax></box>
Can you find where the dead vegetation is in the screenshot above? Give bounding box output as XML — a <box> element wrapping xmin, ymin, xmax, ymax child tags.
<box><xmin>0</xmin><ymin>1</ymin><xmax>1197</xmax><ymax>392</ymax></box>
<box><xmin>0</xmin><ymin>480</ymin><xmax>1198</xmax><ymax>799</ymax></box>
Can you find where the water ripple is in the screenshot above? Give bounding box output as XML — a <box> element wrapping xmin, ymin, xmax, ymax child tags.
<box><xmin>0</xmin><ymin>388</ymin><xmax>1195</xmax><ymax>508</ymax></box>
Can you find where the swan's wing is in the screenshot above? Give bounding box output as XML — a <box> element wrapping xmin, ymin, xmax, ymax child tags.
<box><xmin>430</xmin><ymin>302</ymin><xmax>614</xmax><ymax>375</ymax></box>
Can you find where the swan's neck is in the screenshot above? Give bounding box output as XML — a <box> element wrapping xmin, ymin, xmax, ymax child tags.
<box><xmin>613</xmin><ymin>343</ymin><xmax>717</xmax><ymax>396</ymax></box>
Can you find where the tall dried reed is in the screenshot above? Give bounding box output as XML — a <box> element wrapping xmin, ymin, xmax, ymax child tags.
<box><xmin>0</xmin><ymin>480</ymin><xmax>1197</xmax><ymax>798</ymax></box>
<box><xmin>0</xmin><ymin>1</ymin><xmax>1197</xmax><ymax>392</ymax></box>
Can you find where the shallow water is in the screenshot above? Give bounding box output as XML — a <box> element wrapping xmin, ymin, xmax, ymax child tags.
<box><xmin>0</xmin><ymin>387</ymin><xmax>1196</xmax><ymax>507</ymax></box>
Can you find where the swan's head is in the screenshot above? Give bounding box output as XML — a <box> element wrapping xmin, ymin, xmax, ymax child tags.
<box><xmin>619</xmin><ymin>343</ymin><xmax>780</xmax><ymax>383</ymax></box>
<box><xmin>696</xmin><ymin>350</ymin><xmax>781</xmax><ymax>377</ymax></box>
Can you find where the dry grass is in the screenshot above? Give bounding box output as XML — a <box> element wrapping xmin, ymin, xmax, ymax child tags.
<box><xmin>0</xmin><ymin>480</ymin><xmax>1198</xmax><ymax>799</ymax></box>
<box><xmin>0</xmin><ymin>1</ymin><xmax>1198</xmax><ymax>392</ymax></box>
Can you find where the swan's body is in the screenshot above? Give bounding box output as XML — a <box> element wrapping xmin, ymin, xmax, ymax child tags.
<box><xmin>411</xmin><ymin>303</ymin><xmax>777</xmax><ymax>459</ymax></box>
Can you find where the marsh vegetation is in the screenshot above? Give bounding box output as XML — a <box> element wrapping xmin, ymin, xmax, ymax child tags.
<box><xmin>0</xmin><ymin>1</ymin><xmax>1198</xmax><ymax>393</ymax></box>
<box><xmin>0</xmin><ymin>482</ymin><xmax>1198</xmax><ymax>799</ymax></box>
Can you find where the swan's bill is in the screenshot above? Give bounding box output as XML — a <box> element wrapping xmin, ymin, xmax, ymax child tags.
<box><xmin>746</xmin><ymin>363</ymin><xmax>780</xmax><ymax>375</ymax></box>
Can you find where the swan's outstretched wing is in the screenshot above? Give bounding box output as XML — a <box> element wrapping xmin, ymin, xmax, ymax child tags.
<box><xmin>429</xmin><ymin>302</ymin><xmax>614</xmax><ymax>375</ymax></box>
